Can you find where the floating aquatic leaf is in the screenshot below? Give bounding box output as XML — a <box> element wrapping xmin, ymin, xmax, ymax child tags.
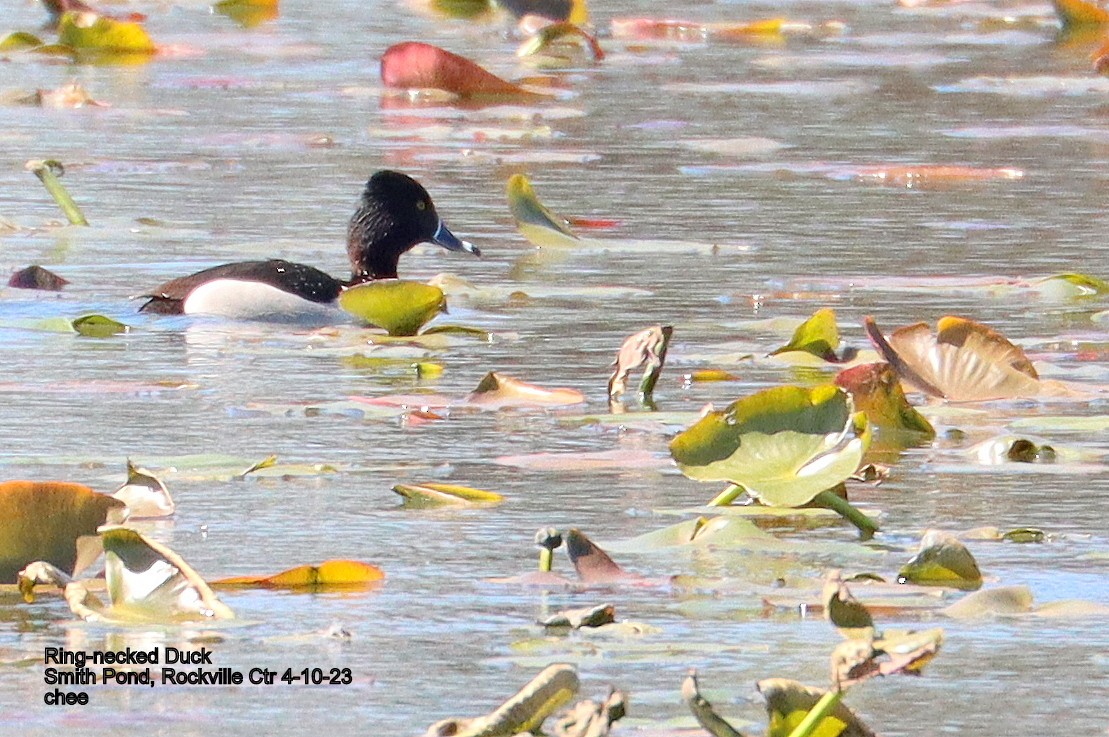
<box><xmin>565</xmin><ymin>529</ymin><xmax>629</xmax><ymax>584</ymax></box>
<box><xmin>467</xmin><ymin>371</ymin><xmax>584</xmax><ymax>408</ymax></box>
<box><xmin>830</xmin><ymin>627</ymin><xmax>943</xmax><ymax>690</ymax></box>
<box><xmin>422</xmin><ymin>0</ymin><xmax>496</xmax><ymax>20</ymax></box>
<box><xmin>0</xmin><ymin>480</ymin><xmax>127</xmax><ymax>582</ymax></box>
<box><xmin>7</xmin><ymin>265</ymin><xmax>69</xmax><ymax>291</ymax></box>
<box><xmin>540</xmin><ymin>603</ymin><xmax>615</xmax><ymax>629</ymax></box>
<box><xmin>670</xmin><ymin>385</ymin><xmax>871</xmax><ymax>512</ymax></box>
<box><xmin>500</xmin><ymin>0</ymin><xmax>589</xmax><ymax>23</ymax></box>
<box><xmin>506</xmin><ymin>174</ymin><xmax>581</xmax><ymax>248</ymax></box>
<box><xmin>853</xmin><ymin>165</ymin><xmax>1023</xmax><ymax>188</ymax></box>
<box><xmin>608</xmin><ymin>325</ymin><xmax>672</xmax><ymax>401</ymax></box>
<box><xmin>517</xmin><ymin>22</ymin><xmax>604</xmax><ymax>62</ymax></box>
<box><xmin>111</xmin><ymin>460</ymin><xmax>174</xmax><ymax>518</ymax></box>
<box><xmin>213</xmin><ymin>0</ymin><xmax>280</xmax><ymax>27</ymax></box>
<box><xmin>554</xmin><ymin>689</ymin><xmax>626</xmax><ymax>737</ymax></box>
<box><xmin>769</xmin><ymin>308</ymin><xmax>844</xmax><ymax>362</ymax></box>
<box><xmin>381</xmin><ymin>41</ymin><xmax>537</xmax><ymax>98</ymax></box>
<box><xmin>213</xmin><ymin>560</ymin><xmax>384</xmax><ymax>589</ymax></box>
<box><xmin>100</xmin><ymin>527</ymin><xmax>234</xmax><ymax>621</ymax></box>
<box><xmin>898</xmin><ymin>530</ymin><xmax>982</xmax><ymax>590</ymax></box>
<box><xmin>611</xmin><ymin>17</ymin><xmax>811</xmax><ymax>42</ymax></box>
<box><xmin>834</xmin><ymin>363</ymin><xmax>935</xmax><ymax>438</ymax></box>
<box><xmin>72</xmin><ymin>314</ymin><xmax>129</xmax><ymax>337</ymax></box>
<box><xmin>682</xmin><ymin>671</ymin><xmax>748</xmax><ymax>737</ymax></box>
<box><xmin>864</xmin><ymin>316</ymin><xmax>1042</xmax><ymax>402</ymax></box>
<box><xmin>0</xmin><ymin>32</ymin><xmax>46</xmax><ymax>51</ymax></box>
<box><xmin>941</xmin><ymin>585</ymin><xmax>1034</xmax><ymax>618</ymax></box>
<box><xmin>758</xmin><ymin>678</ymin><xmax>874</xmax><ymax>737</ymax></box>
<box><xmin>57</xmin><ymin>11</ymin><xmax>156</xmax><ymax>55</ymax></box>
<box><xmin>1032</xmin><ymin>272</ymin><xmax>1109</xmax><ymax>299</ymax></box>
<box><xmin>424</xmin><ymin>663</ymin><xmax>579</xmax><ymax>737</ymax></box>
<box><xmin>392</xmin><ymin>482</ymin><xmax>504</xmax><ymax>507</ymax></box>
<box><xmin>339</xmin><ymin>280</ymin><xmax>446</xmax><ymax>336</ymax></box>
<box><xmin>823</xmin><ymin>570</ymin><xmax>875</xmax><ymax>641</ymax></box>
<box><xmin>685</xmin><ymin>369</ymin><xmax>740</xmax><ymax>383</ymax></box>
<box><xmin>1052</xmin><ymin>0</ymin><xmax>1109</xmax><ymax>30</ymax></box>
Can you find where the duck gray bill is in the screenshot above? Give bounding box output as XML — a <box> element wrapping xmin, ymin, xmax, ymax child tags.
<box><xmin>432</xmin><ymin>219</ymin><xmax>481</xmax><ymax>257</ymax></box>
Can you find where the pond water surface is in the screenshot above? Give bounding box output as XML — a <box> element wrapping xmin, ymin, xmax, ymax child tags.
<box><xmin>1</xmin><ymin>0</ymin><xmax>1107</xmax><ymax>735</ymax></box>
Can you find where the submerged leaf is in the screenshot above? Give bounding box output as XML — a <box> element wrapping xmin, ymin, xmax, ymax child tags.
<box><xmin>834</xmin><ymin>363</ymin><xmax>935</xmax><ymax>438</ymax></box>
<box><xmin>758</xmin><ymin>679</ymin><xmax>875</xmax><ymax>737</ymax></box>
<box><xmin>608</xmin><ymin>325</ymin><xmax>673</xmax><ymax>401</ymax></box>
<box><xmin>381</xmin><ymin>41</ymin><xmax>538</xmax><ymax>98</ymax></box>
<box><xmin>898</xmin><ymin>530</ymin><xmax>982</xmax><ymax>590</ymax></box>
<box><xmin>392</xmin><ymin>482</ymin><xmax>504</xmax><ymax>507</ymax></box>
<box><xmin>424</xmin><ymin>663</ymin><xmax>579</xmax><ymax>737</ymax></box>
<box><xmin>58</xmin><ymin>11</ymin><xmax>156</xmax><ymax>55</ymax></box>
<box><xmin>467</xmin><ymin>371</ymin><xmax>584</xmax><ymax>407</ymax></box>
<box><xmin>864</xmin><ymin>316</ymin><xmax>1041</xmax><ymax>402</ymax></box>
<box><xmin>769</xmin><ymin>308</ymin><xmax>843</xmax><ymax>362</ymax></box>
<box><xmin>506</xmin><ymin>173</ymin><xmax>581</xmax><ymax>248</ymax></box>
<box><xmin>339</xmin><ymin>280</ymin><xmax>446</xmax><ymax>336</ymax></box>
<box><xmin>213</xmin><ymin>560</ymin><xmax>383</xmax><ymax>589</ymax></box>
<box><xmin>670</xmin><ymin>385</ymin><xmax>871</xmax><ymax>508</ymax></box>
<box><xmin>8</xmin><ymin>265</ymin><xmax>69</xmax><ymax>291</ymax></box>
<box><xmin>0</xmin><ymin>480</ymin><xmax>127</xmax><ymax>582</ymax></box>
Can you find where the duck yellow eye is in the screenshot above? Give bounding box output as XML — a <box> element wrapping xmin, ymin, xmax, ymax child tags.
<box><xmin>416</xmin><ymin>200</ymin><xmax>427</xmax><ymax>210</ymax></box>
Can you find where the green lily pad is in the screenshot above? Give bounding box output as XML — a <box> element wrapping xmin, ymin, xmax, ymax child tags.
<box><xmin>58</xmin><ymin>11</ymin><xmax>156</xmax><ymax>56</ymax></box>
<box><xmin>669</xmin><ymin>385</ymin><xmax>871</xmax><ymax>508</ymax></box>
<box><xmin>0</xmin><ymin>32</ymin><xmax>45</xmax><ymax>51</ymax></box>
<box><xmin>1032</xmin><ymin>272</ymin><xmax>1109</xmax><ymax>299</ymax></box>
<box><xmin>72</xmin><ymin>314</ymin><xmax>129</xmax><ymax>337</ymax></box>
<box><xmin>506</xmin><ymin>173</ymin><xmax>581</xmax><ymax>249</ymax></box>
<box><xmin>898</xmin><ymin>530</ymin><xmax>982</xmax><ymax>590</ymax></box>
<box><xmin>768</xmin><ymin>308</ymin><xmax>842</xmax><ymax>362</ymax></box>
<box><xmin>338</xmin><ymin>280</ymin><xmax>446</xmax><ymax>336</ymax></box>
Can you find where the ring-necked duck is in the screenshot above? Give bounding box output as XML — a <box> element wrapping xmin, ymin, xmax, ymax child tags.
<box><xmin>137</xmin><ymin>170</ymin><xmax>479</xmax><ymax>321</ymax></box>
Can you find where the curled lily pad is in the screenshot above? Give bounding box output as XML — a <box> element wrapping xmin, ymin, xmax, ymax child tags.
<box><xmin>212</xmin><ymin>560</ymin><xmax>384</xmax><ymax>589</ymax></box>
<box><xmin>669</xmin><ymin>385</ymin><xmax>871</xmax><ymax>511</ymax></box>
<box><xmin>58</xmin><ymin>11</ymin><xmax>156</xmax><ymax>56</ymax></box>
<box><xmin>72</xmin><ymin>314</ymin><xmax>129</xmax><ymax>337</ymax></box>
<box><xmin>769</xmin><ymin>308</ymin><xmax>849</xmax><ymax>363</ymax></box>
<box><xmin>1033</xmin><ymin>272</ymin><xmax>1109</xmax><ymax>299</ymax></box>
<box><xmin>467</xmin><ymin>371</ymin><xmax>584</xmax><ymax>408</ymax></box>
<box><xmin>682</xmin><ymin>671</ymin><xmax>747</xmax><ymax>737</ymax></box>
<box><xmin>517</xmin><ymin>22</ymin><xmax>605</xmax><ymax>62</ymax></box>
<box><xmin>898</xmin><ymin>530</ymin><xmax>982</xmax><ymax>590</ymax></box>
<box><xmin>506</xmin><ymin>174</ymin><xmax>581</xmax><ymax>248</ymax></box>
<box><xmin>834</xmin><ymin>363</ymin><xmax>935</xmax><ymax>438</ymax></box>
<box><xmin>864</xmin><ymin>316</ymin><xmax>1041</xmax><ymax>402</ymax></box>
<box><xmin>381</xmin><ymin>42</ymin><xmax>538</xmax><ymax>99</ymax></box>
<box><xmin>111</xmin><ymin>460</ymin><xmax>175</xmax><ymax>518</ymax></box>
<box><xmin>8</xmin><ymin>265</ymin><xmax>69</xmax><ymax>291</ymax></box>
<box><xmin>758</xmin><ymin>678</ymin><xmax>875</xmax><ymax>737</ymax></box>
<box><xmin>392</xmin><ymin>482</ymin><xmax>504</xmax><ymax>507</ymax></box>
<box><xmin>339</xmin><ymin>280</ymin><xmax>446</xmax><ymax>336</ymax></box>
<box><xmin>0</xmin><ymin>480</ymin><xmax>127</xmax><ymax>582</ymax></box>
<box><xmin>608</xmin><ymin>325</ymin><xmax>672</xmax><ymax>402</ymax></box>
<box><xmin>424</xmin><ymin>663</ymin><xmax>579</xmax><ymax>737</ymax></box>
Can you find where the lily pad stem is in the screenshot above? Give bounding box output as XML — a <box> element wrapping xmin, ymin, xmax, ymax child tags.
<box><xmin>27</xmin><ymin>160</ymin><xmax>88</xmax><ymax>226</ymax></box>
<box><xmin>707</xmin><ymin>484</ymin><xmax>744</xmax><ymax>507</ymax></box>
<box><xmin>539</xmin><ymin>547</ymin><xmax>553</xmax><ymax>573</ymax></box>
<box><xmin>784</xmin><ymin>689</ymin><xmax>845</xmax><ymax>737</ymax></box>
<box><xmin>812</xmin><ymin>490</ymin><xmax>878</xmax><ymax>540</ymax></box>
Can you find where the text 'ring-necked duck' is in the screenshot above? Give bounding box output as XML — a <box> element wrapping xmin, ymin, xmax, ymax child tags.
<box><xmin>137</xmin><ymin>170</ymin><xmax>479</xmax><ymax>322</ymax></box>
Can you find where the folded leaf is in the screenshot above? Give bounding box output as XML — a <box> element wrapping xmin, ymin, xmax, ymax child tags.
<box><xmin>111</xmin><ymin>460</ymin><xmax>175</xmax><ymax>518</ymax></box>
<box><xmin>506</xmin><ymin>173</ymin><xmax>581</xmax><ymax>248</ymax></box>
<box><xmin>769</xmin><ymin>308</ymin><xmax>842</xmax><ymax>362</ymax></box>
<box><xmin>898</xmin><ymin>530</ymin><xmax>982</xmax><ymax>590</ymax></box>
<box><xmin>339</xmin><ymin>280</ymin><xmax>446</xmax><ymax>336</ymax></box>
<box><xmin>467</xmin><ymin>371</ymin><xmax>584</xmax><ymax>407</ymax></box>
<box><xmin>392</xmin><ymin>482</ymin><xmax>504</xmax><ymax>507</ymax></box>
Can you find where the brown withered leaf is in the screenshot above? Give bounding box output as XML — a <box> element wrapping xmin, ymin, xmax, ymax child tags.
<box><xmin>681</xmin><ymin>671</ymin><xmax>748</xmax><ymax>737</ymax></box>
<box><xmin>608</xmin><ymin>325</ymin><xmax>673</xmax><ymax>400</ymax></box>
<box><xmin>8</xmin><ymin>265</ymin><xmax>69</xmax><ymax>290</ymax></box>
<box><xmin>831</xmin><ymin>628</ymin><xmax>943</xmax><ymax>690</ymax></box>
<box><xmin>553</xmin><ymin>688</ymin><xmax>627</xmax><ymax>737</ymax></box>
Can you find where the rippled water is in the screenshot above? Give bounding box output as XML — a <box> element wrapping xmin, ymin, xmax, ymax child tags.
<box><xmin>1</xmin><ymin>0</ymin><xmax>1107</xmax><ymax>734</ymax></box>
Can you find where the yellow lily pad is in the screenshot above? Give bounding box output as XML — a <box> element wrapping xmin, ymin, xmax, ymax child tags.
<box><xmin>768</xmin><ymin>308</ymin><xmax>842</xmax><ymax>362</ymax></box>
<box><xmin>58</xmin><ymin>11</ymin><xmax>156</xmax><ymax>55</ymax></box>
<box><xmin>213</xmin><ymin>0</ymin><xmax>280</xmax><ymax>27</ymax></box>
<box><xmin>506</xmin><ymin>173</ymin><xmax>581</xmax><ymax>249</ymax></box>
<box><xmin>0</xmin><ymin>480</ymin><xmax>127</xmax><ymax>582</ymax></box>
<box><xmin>338</xmin><ymin>280</ymin><xmax>446</xmax><ymax>336</ymax></box>
<box><xmin>759</xmin><ymin>678</ymin><xmax>874</xmax><ymax>737</ymax></box>
<box><xmin>392</xmin><ymin>482</ymin><xmax>504</xmax><ymax>507</ymax></box>
<box><xmin>898</xmin><ymin>530</ymin><xmax>983</xmax><ymax>590</ymax></box>
<box><xmin>213</xmin><ymin>560</ymin><xmax>384</xmax><ymax>589</ymax></box>
<box><xmin>0</xmin><ymin>32</ymin><xmax>45</xmax><ymax>51</ymax></box>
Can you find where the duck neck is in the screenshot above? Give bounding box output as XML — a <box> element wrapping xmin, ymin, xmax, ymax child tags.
<box><xmin>347</xmin><ymin>219</ymin><xmax>403</xmax><ymax>283</ymax></box>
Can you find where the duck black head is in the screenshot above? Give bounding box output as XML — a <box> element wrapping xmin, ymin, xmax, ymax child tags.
<box><xmin>346</xmin><ymin>170</ymin><xmax>479</xmax><ymax>282</ymax></box>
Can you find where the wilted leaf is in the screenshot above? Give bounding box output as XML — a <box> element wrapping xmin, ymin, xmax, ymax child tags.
<box><xmin>758</xmin><ymin>678</ymin><xmax>875</xmax><ymax>737</ymax></box>
<box><xmin>111</xmin><ymin>460</ymin><xmax>175</xmax><ymax>518</ymax></box>
<box><xmin>540</xmin><ymin>603</ymin><xmax>615</xmax><ymax>629</ymax></box>
<box><xmin>57</xmin><ymin>11</ymin><xmax>156</xmax><ymax>55</ymax></box>
<box><xmin>213</xmin><ymin>0</ymin><xmax>280</xmax><ymax>27</ymax></box>
<box><xmin>769</xmin><ymin>308</ymin><xmax>844</xmax><ymax>362</ymax></box>
<box><xmin>213</xmin><ymin>560</ymin><xmax>384</xmax><ymax>589</ymax></box>
<box><xmin>424</xmin><ymin>663</ymin><xmax>579</xmax><ymax>737</ymax></box>
<box><xmin>864</xmin><ymin>316</ymin><xmax>1041</xmax><ymax>402</ymax></box>
<box><xmin>834</xmin><ymin>363</ymin><xmax>935</xmax><ymax>438</ymax></box>
<box><xmin>823</xmin><ymin>570</ymin><xmax>875</xmax><ymax>641</ymax></box>
<box><xmin>72</xmin><ymin>314</ymin><xmax>129</xmax><ymax>337</ymax></box>
<box><xmin>554</xmin><ymin>689</ymin><xmax>627</xmax><ymax>737</ymax></box>
<box><xmin>682</xmin><ymin>671</ymin><xmax>748</xmax><ymax>737</ymax></box>
<box><xmin>467</xmin><ymin>372</ymin><xmax>584</xmax><ymax>408</ymax></box>
<box><xmin>831</xmin><ymin>628</ymin><xmax>943</xmax><ymax>690</ymax></box>
<box><xmin>898</xmin><ymin>530</ymin><xmax>982</xmax><ymax>590</ymax></box>
<box><xmin>517</xmin><ymin>22</ymin><xmax>605</xmax><ymax>62</ymax></box>
<box><xmin>8</xmin><ymin>265</ymin><xmax>69</xmax><ymax>291</ymax></box>
<box><xmin>506</xmin><ymin>173</ymin><xmax>581</xmax><ymax>248</ymax></box>
<box><xmin>0</xmin><ymin>481</ymin><xmax>127</xmax><ymax>582</ymax></box>
<box><xmin>669</xmin><ymin>385</ymin><xmax>871</xmax><ymax>509</ymax></box>
<box><xmin>381</xmin><ymin>41</ymin><xmax>538</xmax><ymax>98</ymax></box>
<box><xmin>392</xmin><ymin>482</ymin><xmax>504</xmax><ymax>507</ymax></box>
<box><xmin>23</xmin><ymin>81</ymin><xmax>106</xmax><ymax>108</ymax></box>
<box><xmin>565</xmin><ymin>529</ymin><xmax>629</xmax><ymax>584</ymax></box>
<box><xmin>100</xmin><ymin>527</ymin><xmax>234</xmax><ymax>622</ymax></box>
<box><xmin>338</xmin><ymin>280</ymin><xmax>446</xmax><ymax>336</ymax></box>
<box><xmin>608</xmin><ymin>325</ymin><xmax>672</xmax><ymax>401</ymax></box>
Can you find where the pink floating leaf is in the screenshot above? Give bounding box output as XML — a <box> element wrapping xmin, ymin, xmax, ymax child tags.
<box><xmin>381</xmin><ymin>41</ymin><xmax>537</xmax><ymax>98</ymax></box>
